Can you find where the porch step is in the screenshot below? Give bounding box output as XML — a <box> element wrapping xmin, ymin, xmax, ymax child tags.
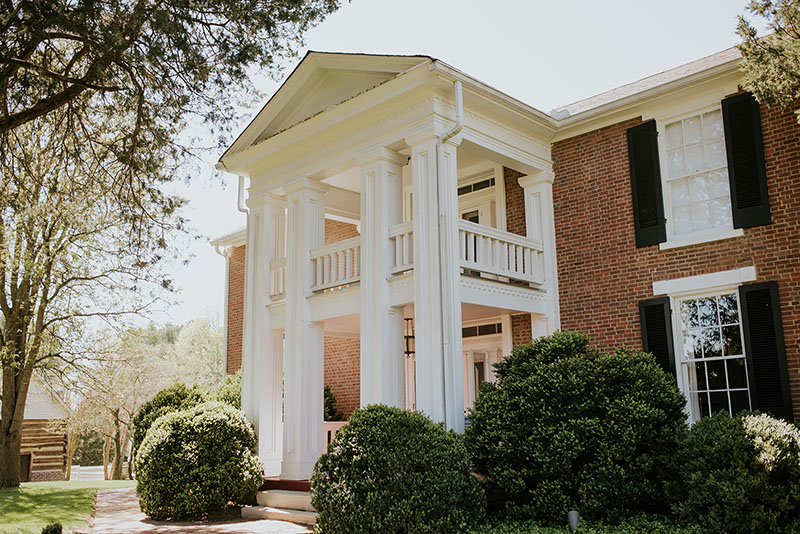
<box><xmin>242</xmin><ymin>504</ymin><xmax>318</xmax><ymax>526</ymax></box>
<box><xmin>262</xmin><ymin>476</ymin><xmax>311</xmax><ymax>492</ymax></box>
<box><xmin>257</xmin><ymin>489</ymin><xmax>315</xmax><ymax>512</ymax></box>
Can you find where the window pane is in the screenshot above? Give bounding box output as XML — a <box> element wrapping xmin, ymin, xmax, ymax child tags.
<box><xmin>710</xmin><ymin>198</ymin><xmax>731</xmax><ymax>228</ymax></box>
<box><xmin>722</xmin><ymin>326</ymin><xmax>743</xmax><ymax>356</ymax></box>
<box><xmin>718</xmin><ymin>294</ymin><xmax>739</xmax><ymax>324</ymax></box>
<box><xmin>673</xmin><ymin>206</ymin><xmax>692</xmax><ymax>234</ymax></box>
<box><xmin>692</xmin><ymin>201</ymin><xmax>712</xmax><ymax>231</ymax></box>
<box><xmin>727</xmin><ymin>359</ymin><xmax>748</xmax><ymax>389</ymax></box>
<box><xmin>708</xmin><ymin>170</ymin><xmax>729</xmax><ymax>198</ymax></box>
<box><xmin>695</xmin><ymin>362</ymin><xmax>707</xmax><ymax>390</ymax></box>
<box><xmin>671</xmin><ymin>179</ymin><xmax>690</xmax><ymax>206</ymax></box>
<box><xmin>684</xmin><ymin>116</ymin><xmax>703</xmax><ymax>144</ymax></box>
<box><xmin>710</xmin><ymin>392</ymin><xmax>730</xmax><ymax>415</ymax></box>
<box><xmin>698</xmin><ymin>392</ymin><xmax>710</xmax><ymax>418</ymax></box>
<box><xmin>706</xmin><ymin>359</ymin><xmax>726</xmax><ymax>389</ymax></box>
<box><xmin>703</xmin><ymin>110</ymin><xmax>724</xmax><ymax>139</ymax></box>
<box><xmin>668</xmin><ymin>148</ymin><xmax>686</xmax><ymax>178</ymax></box>
<box><xmin>730</xmin><ymin>390</ymin><xmax>751</xmax><ymax>415</ymax></box>
<box><xmin>666</xmin><ymin>121</ymin><xmax>684</xmax><ymax>149</ymax></box>
<box><xmin>697</xmin><ymin>298</ymin><xmax>717</xmax><ymax>327</ymax></box>
<box><xmin>702</xmin><ymin>328</ymin><xmax>723</xmax><ymax>358</ymax></box>
<box><xmin>683</xmin><ymin>329</ymin><xmax>701</xmax><ymax>359</ymax></box>
<box><xmin>682</xmin><ymin>300</ymin><xmax>700</xmax><ymax>328</ymax></box>
<box><xmin>690</xmin><ymin>175</ymin><xmax>710</xmax><ymax>201</ymax></box>
<box><xmin>706</xmin><ymin>140</ymin><xmax>726</xmax><ymax>169</ymax></box>
<box><xmin>687</xmin><ymin>145</ymin><xmax>705</xmax><ymax>174</ymax></box>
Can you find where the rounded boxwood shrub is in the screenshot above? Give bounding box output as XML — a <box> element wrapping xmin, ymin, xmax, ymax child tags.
<box><xmin>672</xmin><ymin>411</ymin><xmax>800</xmax><ymax>534</ymax></box>
<box><xmin>466</xmin><ymin>331</ymin><xmax>687</xmax><ymax>524</ymax></box>
<box><xmin>135</xmin><ymin>401</ymin><xmax>264</xmax><ymax>520</ymax></box>
<box><xmin>311</xmin><ymin>404</ymin><xmax>485</xmax><ymax>534</ymax></box>
<box><xmin>131</xmin><ymin>382</ymin><xmax>208</xmax><ymax>459</ymax></box>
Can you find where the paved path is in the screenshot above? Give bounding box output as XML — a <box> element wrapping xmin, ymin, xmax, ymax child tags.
<box><xmin>91</xmin><ymin>488</ymin><xmax>311</xmax><ymax>534</ymax></box>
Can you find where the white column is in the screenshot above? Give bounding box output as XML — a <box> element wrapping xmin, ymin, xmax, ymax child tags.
<box><xmin>408</xmin><ymin>136</ymin><xmax>465</xmax><ymax>432</ymax></box>
<box><xmin>281</xmin><ymin>177</ymin><xmax>328</xmax><ymax>480</ymax></box>
<box><xmin>242</xmin><ymin>193</ymin><xmax>285</xmax><ymax>476</ymax></box>
<box><xmin>358</xmin><ymin>148</ymin><xmax>406</xmax><ymax>408</ymax></box>
<box><xmin>519</xmin><ymin>172</ymin><xmax>560</xmax><ymax>336</ymax></box>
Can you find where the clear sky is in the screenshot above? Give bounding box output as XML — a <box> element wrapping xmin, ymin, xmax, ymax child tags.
<box><xmin>154</xmin><ymin>0</ymin><xmax>766</xmax><ymax>326</ymax></box>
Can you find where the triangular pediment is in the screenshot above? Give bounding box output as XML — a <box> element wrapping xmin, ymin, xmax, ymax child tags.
<box><xmin>223</xmin><ymin>52</ymin><xmax>432</xmax><ymax>161</ymax></box>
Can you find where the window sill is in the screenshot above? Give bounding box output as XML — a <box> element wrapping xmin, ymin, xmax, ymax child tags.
<box><xmin>659</xmin><ymin>228</ymin><xmax>744</xmax><ymax>250</ymax></box>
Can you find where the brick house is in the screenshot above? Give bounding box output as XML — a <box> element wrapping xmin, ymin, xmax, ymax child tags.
<box><xmin>212</xmin><ymin>45</ymin><xmax>798</xmax><ymax>480</ymax></box>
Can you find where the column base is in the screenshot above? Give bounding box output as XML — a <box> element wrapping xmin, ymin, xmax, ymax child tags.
<box><xmin>280</xmin><ymin>460</ymin><xmax>317</xmax><ymax>482</ymax></box>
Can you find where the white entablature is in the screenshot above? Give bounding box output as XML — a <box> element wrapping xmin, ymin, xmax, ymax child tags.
<box><xmin>216</xmin><ymin>51</ymin><xmax>560</xmax><ymax>480</ymax></box>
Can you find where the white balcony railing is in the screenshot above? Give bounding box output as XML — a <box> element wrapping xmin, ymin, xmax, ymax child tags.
<box><xmin>267</xmin><ymin>221</ymin><xmax>544</xmax><ymax>301</ymax></box>
<box><xmin>458</xmin><ymin>219</ymin><xmax>544</xmax><ymax>285</ymax></box>
<box><xmin>311</xmin><ymin>236</ymin><xmax>361</xmax><ymax>292</ymax></box>
<box><xmin>389</xmin><ymin>221</ymin><xmax>414</xmax><ymax>275</ymax></box>
<box><xmin>269</xmin><ymin>257</ymin><xmax>286</xmax><ymax>300</ymax></box>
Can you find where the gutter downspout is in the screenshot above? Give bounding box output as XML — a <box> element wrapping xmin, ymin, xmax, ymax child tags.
<box><xmin>436</xmin><ymin>80</ymin><xmax>463</xmax><ymax>430</ymax></box>
<box><xmin>237</xmin><ymin>175</ymin><xmax>249</xmax><ymax>214</ymax></box>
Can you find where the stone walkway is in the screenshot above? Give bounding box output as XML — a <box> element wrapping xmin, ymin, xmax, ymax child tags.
<box><xmin>90</xmin><ymin>488</ymin><xmax>311</xmax><ymax>534</ymax></box>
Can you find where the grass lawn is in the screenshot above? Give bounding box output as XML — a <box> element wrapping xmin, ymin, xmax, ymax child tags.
<box><xmin>0</xmin><ymin>480</ymin><xmax>136</xmax><ymax>534</ymax></box>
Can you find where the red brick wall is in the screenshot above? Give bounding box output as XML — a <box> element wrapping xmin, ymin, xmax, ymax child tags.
<box><xmin>511</xmin><ymin>314</ymin><xmax>532</xmax><ymax>347</ymax></box>
<box><xmin>324</xmin><ymin>336</ymin><xmax>360</xmax><ymax>417</ymax></box>
<box><xmin>551</xmin><ymin>103</ymin><xmax>800</xmax><ymax>419</ymax></box>
<box><xmin>325</xmin><ymin>219</ymin><xmax>359</xmax><ymax>245</ymax></box>
<box><xmin>226</xmin><ymin>244</ymin><xmax>246</xmax><ymax>374</ymax></box>
<box><xmin>504</xmin><ymin>167</ymin><xmax>526</xmax><ymax>236</ymax></box>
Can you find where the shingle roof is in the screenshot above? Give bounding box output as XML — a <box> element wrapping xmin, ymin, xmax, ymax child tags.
<box><xmin>550</xmin><ymin>46</ymin><xmax>742</xmax><ymax>119</ymax></box>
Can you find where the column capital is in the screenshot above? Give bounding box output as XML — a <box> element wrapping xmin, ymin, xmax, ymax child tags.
<box><xmin>356</xmin><ymin>146</ymin><xmax>407</xmax><ymax>167</ymax></box>
<box><xmin>518</xmin><ymin>170</ymin><xmax>554</xmax><ymax>189</ymax></box>
<box><xmin>283</xmin><ymin>176</ymin><xmax>330</xmax><ymax>197</ymax></box>
<box><xmin>246</xmin><ymin>191</ymin><xmax>285</xmax><ymax>211</ymax></box>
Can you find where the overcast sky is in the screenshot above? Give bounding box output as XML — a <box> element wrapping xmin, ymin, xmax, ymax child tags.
<box><xmin>153</xmin><ymin>0</ymin><xmax>767</xmax><ymax>326</ymax></box>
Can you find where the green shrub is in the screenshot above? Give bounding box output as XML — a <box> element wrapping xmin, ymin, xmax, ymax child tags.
<box><xmin>216</xmin><ymin>370</ymin><xmax>241</xmax><ymax>409</ymax></box>
<box><xmin>466</xmin><ymin>331</ymin><xmax>687</xmax><ymax>524</ymax></box>
<box><xmin>131</xmin><ymin>382</ymin><xmax>208</xmax><ymax>459</ymax></box>
<box><xmin>135</xmin><ymin>401</ymin><xmax>264</xmax><ymax>520</ymax></box>
<box><xmin>41</xmin><ymin>524</ymin><xmax>62</xmax><ymax>534</ymax></box>
<box><xmin>469</xmin><ymin>515</ymin><xmax>702</xmax><ymax>534</ymax></box>
<box><xmin>323</xmin><ymin>384</ymin><xmax>344</xmax><ymax>421</ymax></box>
<box><xmin>311</xmin><ymin>404</ymin><xmax>485</xmax><ymax>534</ymax></box>
<box><xmin>671</xmin><ymin>411</ymin><xmax>800</xmax><ymax>534</ymax></box>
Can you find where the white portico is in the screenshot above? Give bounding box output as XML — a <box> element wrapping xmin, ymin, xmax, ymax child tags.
<box><xmin>216</xmin><ymin>52</ymin><xmax>559</xmax><ymax>480</ymax></box>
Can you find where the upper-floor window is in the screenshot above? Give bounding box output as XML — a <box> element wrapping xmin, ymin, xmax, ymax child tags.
<box><xmin>627</xmin><ymin>92</ymin><xmax>771</xmax><ymax>250</ymax></box>
<box><xmin>663</xmin><ymin>109</ymin><xmax>732</xmax><ymax>237</ymax></box>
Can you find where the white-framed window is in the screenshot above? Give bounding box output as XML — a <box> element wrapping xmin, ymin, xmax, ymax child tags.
<box><xmin>674</xmin><ymin>290</ymin><xmax>752</xmax><ymax>422</ymax></box>
<box><xmin>657</xmin><ymin>106</ymin><xmax>741</xmax><ymax>248</ymax></box>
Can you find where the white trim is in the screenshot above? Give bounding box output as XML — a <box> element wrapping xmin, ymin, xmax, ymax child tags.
<box><xmin>652</xmin><ymin>266</ymin><xmax>756</xmax><ymax>296</ymax></box>
<box><xmin>211</xmin><ymin>227</ymin><xmax>247</xmax><ymax>247</ymax></box>
<box><xmin>658</xmin><ymin>227</ymin><xmax>743</xmax><ymax>250</ymax></box>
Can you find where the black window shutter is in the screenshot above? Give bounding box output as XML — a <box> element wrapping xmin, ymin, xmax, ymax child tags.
<box><xmin>627</xmin><ymin>121</ymin><xmax>666</xmax><ymax>247</ymax></box>
<box><xmin>722</xmin><ymin>93</ymin><xmax>770</xmax><ymax>228</ymax></box>
<box><xmin>639</xmin><ymin>297</ymin><xmax>676</xmax><ymax>377</ymax></box>
<box><xmin>739</xmin><ymin>281</ymin><xmax>793</xmax><ymax>421</ymax></box>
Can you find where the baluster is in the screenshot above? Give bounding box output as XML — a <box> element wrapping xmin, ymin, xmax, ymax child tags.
<box><xmin>323</xmin><ymin>255</ymin><xmax>330</xmax><ymax>285</ymax></box>
<box><xmin>405</xmin><ymin>233</ymin><xmax>412</xmax><ymax>266</ymax></box>
<box><xmin>355</xmin><ymin>245</ymin><xmax>360</xmax><ymax>276</ymax></box>
<box><xmin>524</xmin><ymin>248</ymin><xmax>533</xmax><ymax>279</ymax></box>
<box><xmin>344</xmin><ymin>248</ymin><xmax>351</xmax><ymax>280</ymax></box>
<box><xmin>515</xmin><ymin>245</ymin><xmax>523</xmax><ymax>276</ymax></box>
<box><xmin>466</xmin><ymin>231</ymin><xmax>475</xmax><ymax>264</ymax></box>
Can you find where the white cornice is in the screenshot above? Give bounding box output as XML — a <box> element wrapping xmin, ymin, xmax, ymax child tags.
<box><xmin>211</xmin><ymin>227</ymin><xmax>247</xmax><ymax>247</ymax></box>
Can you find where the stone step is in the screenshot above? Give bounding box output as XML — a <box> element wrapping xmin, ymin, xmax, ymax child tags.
<box><xmin>257</xmin><ymin>489</ymin><xmax>315</xmax><ymax>512</ymax></box>
<box><xmin>242</xmin><ymin>504</ymin><xmax>318</xmax><ymax>526</ymax></box>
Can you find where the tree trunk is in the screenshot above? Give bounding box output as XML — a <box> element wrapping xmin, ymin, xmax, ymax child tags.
<box><xmin>0</xmin><ymin>422</ymin><xmax>22</xmax><ymax>488</ymax></box>
<box><xmin>102</xmin><ymin>436</ymin><xmax>111</xmax><ymax>480</ymax></box>
<box><xmin>111</xmin><ymin>409</ymin><xmax>123</xmax><ymax>480</ymax></box>
<box><xmin>1</xmin><ymin>362</ymin><xmax>33</xmax><ymax>489</ymax></box>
